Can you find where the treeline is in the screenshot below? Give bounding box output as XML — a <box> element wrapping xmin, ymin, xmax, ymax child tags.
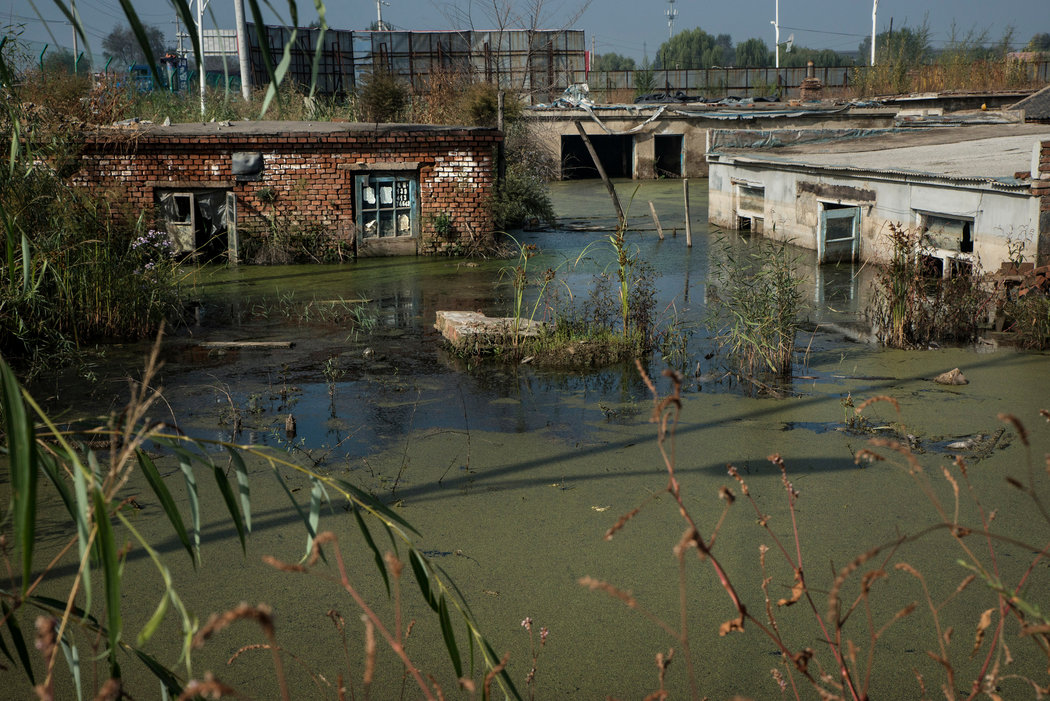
<box><xmin>592</xmin><ymin>25</ymin><xmax>1050</xmax><ymax>71</ymax></box>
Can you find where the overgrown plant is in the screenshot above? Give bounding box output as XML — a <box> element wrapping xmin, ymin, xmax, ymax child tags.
<box><xmin>0</xmin><ymin>163</ymin><xmax>185</xmax><ymax>375</ymax></box>
<box><xmin>707</xmin><ymin>234</ymin><xmax>804</xmax><ymax>378</ymax></box>
<box><xmin>866</xmin><ymin>223</ymin><xmax>987</xmax><ymax>348</ymax></box>
<box><xmin>0</xmin><ymin>342</ymin><xmax>518</xmax><ymax>698</ymax></box>
<box><xmin>583</xmin><ymin>365</ymin><xmax>1050</xmax><ymax>699</ymax></box>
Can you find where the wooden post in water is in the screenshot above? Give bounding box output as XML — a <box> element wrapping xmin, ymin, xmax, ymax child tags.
<box><xmin>574</xmin><ymin>120</ymin><xmax>625</xmax><ymax>228</ymax></box>
<box><xmin>683</xmin><ymin>178</ymin><xmax>693</xmax><ymax>248</ymax></box>
<box><xmin>648</xmin><ymin>201</ymin><xmax>664</xmax><ymax>240</ymax></box>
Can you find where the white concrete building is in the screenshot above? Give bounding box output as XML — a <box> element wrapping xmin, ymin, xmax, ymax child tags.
<box><xmin>707</xmin><ymin>123</ymin><xmax>1050</xmax><ymax>274</ymax></box>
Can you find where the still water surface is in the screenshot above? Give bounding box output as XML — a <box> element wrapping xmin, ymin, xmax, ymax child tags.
<box><xmin>22</xmin><ymin>179</ymin><xmax>1050</xmax><ymax>698</ymax></box>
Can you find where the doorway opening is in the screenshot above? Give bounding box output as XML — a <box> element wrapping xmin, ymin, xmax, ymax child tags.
<box><xmin>560</xmin><ymin>134</ymin><xmax>633</xmax><ymax>179</ymax></box>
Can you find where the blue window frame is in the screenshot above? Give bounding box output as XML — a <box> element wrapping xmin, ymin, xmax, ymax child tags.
<box><xmin>355</xmin><ymin>174</ymin><xmax>418</xmax><ymax>239</ymax></box>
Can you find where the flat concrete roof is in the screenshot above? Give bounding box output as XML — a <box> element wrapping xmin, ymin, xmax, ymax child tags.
<box><xmin>714</xmin><ymin>122</ymin><xmax>1050</xmax><ymax>183</ymax></box>
<box><xmin>99</xmin><ymin>120</ymin><xmax>497</xmax><ymax>137</ymax></box>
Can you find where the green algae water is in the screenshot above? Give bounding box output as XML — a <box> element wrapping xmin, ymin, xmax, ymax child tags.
<box><xmin>11</xmin><ymin>179</ymin><xmax>1050</xmax><ymax>699</ymax></box>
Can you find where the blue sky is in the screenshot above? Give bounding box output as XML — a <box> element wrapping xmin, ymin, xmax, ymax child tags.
<box><xmin>5</xmin><ymin>0</ymin><xmax>1048</xmax><ymax>64</ymax></box>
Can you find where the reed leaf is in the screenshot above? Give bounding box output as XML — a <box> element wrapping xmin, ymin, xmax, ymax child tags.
<box><xmin>72</xmin><ymin>455</ymin><xmax>93</xmax><ymax>613</ymax></box>
<box><xmin>114</xmin><ymin>0</ymin><xmax>163</xmax><ymax>85</ymax></box>
<box><xmin>0</xmin><ymin>357</ymin><xmax>36</xmax><ymax>593</ymax></box>
<box><xmin>132</xmin><ymin>648</ymin><xmax>184</xmax><ymax>697</ymax></box>
<box><xmin>226</xmin><ymin>446</ymin><xmax>252</xmax><ymax>532</ymax></box>
<box><xmin>306</xmin><ymin>474</ymin><xmax>325</xmax><ymax>555</ymax></box>
<box><xmin>271</xmin><ymin>467</ymin><xmax>322</xmax><ymax>562</ymax></box>
<box><xmin>212</xmin><ymin>464</ymin><xmax>248</xmax><ymax>553</ymax></box>
<box><xmin>246</xmin><ymin>0</ymin><xmax>285</xmax><ymax>115</ymax></box>
<box><xmin>173</xmin><ymin>448</ymin><xmax>202</xmax><ymax>555</ymax></box>
<box><xmin>409</xmin><ymin>549</ymin><xmax>439</xmax><ymax>610</ymax></box>
<box><xmin>0</xmin><ymin>601</ymin><xmax>33</xmax><ymax>684</ymax></box>
<box><xmin>92</xmin><ymin>488</ymin><xmax>122</xmax><ymax>669</ymax></box>
<box><xmin>437</xmin><ymin>594</ymin><xmax>463</xmax><ymax>677</ymax></box>
<box><xmin>58</xmin><ymin>631</ymin><xmax>83</xmax><ymax>701</ymax></box>
<box><xmin>169</xmin><ymin>0</ymin><xmax>202</xmax><ymax>76</ymax></box>
<box><xmin>344</xmin><ymin>508</ymin><xmax>385</xmax><ymax>594</ymax></box>
<box><xmin>138</xmin><ymin>452</ymin><xmax>196</xmax><ymax>566</ymax></box>
<box><xmin>334</xmin><ymin>477</ymin><xmax>418</xmax><ymax>535</ymax></box>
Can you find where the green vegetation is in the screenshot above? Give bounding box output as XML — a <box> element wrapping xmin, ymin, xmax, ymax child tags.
<box><xmin>707</xmin><ymin>235</ymin><xmax>804</xmax><ymax>379</ymax></box>
<box><xmin>853</xmin><ymin>22</ymin><xmax>1042</xmax><ymax>96</ymax></box>
<box><xmin>866</xmin><ymin>224</ymin><xmax>987</xmax><ymax>348</ymax></box>
<box><xmin>651</xmin><ymin>26</ymin><xmax>853</xmax><ymax>69</ymax></box>
<box><xmin>591</xmin><ymin>52</ymin><xmax>637</xmax><ymax>71</ymax></box>
<box><xmin>0</xmin><ymin>349</ymin><xmax>517</xmax><ymax>699</ymax></box>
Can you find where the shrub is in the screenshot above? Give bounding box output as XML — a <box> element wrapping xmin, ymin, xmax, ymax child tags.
<box><xmin>490</xmin><ymin>166</ymin><xmax>555</xmax><ymax>230</ymax></box>
<box><xmin>708</xmin><ymin>235</ymin><xmax>804</xmax><ymax>378</ymax></box>
<box><xmin>356</xmin><ymin>69</ymin><xmax>409</xmax><ymax>123</ymax></box>
<box><xmin>866</xmin><ymin>223</ymin><xmax>988</xmax><ymax>348</ymax></box>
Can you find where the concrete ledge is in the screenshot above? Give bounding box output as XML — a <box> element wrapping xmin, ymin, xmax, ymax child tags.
<box><xmin>435</xmin><ymin>311</ymin><xmax>548</xmax><ymax>352</ymax></box>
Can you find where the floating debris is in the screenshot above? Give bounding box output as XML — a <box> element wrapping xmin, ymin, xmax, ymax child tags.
<box><xmin>934</xmin><ymin>368</ymin><xmax>968</xmax><ymax>385</ymax></box>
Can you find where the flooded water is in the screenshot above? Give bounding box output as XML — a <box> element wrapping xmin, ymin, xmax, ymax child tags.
<box><xmin>16</xmin><ymin>179</ymin><xmax>1050</xmax><ymax>699</ymax></box>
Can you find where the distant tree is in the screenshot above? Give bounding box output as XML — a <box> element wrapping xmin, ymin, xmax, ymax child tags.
<box><xmin>858</xmin><ymin>23</ymin><xmax>931</xmax><ymax>65</ymax></box>
<box><xmin>781</xmin><ymin>46</ymin><xmax>852</xmax><ymax>68</ymax></box>
<box><xmin>735</xmin><ymin>38</ymin><xmax>771</xmax><ymax>67</ymax></box>
<box><xmin>102</xmin><ymin>23</ymin><xmax>166</xmax><ymax>67</ymax></box>
<box><xmin>656</xmin><ymin>27</ymin><xmax>734</xmax><ymax>69</ymax></box>
<box><xmin>591</xmin><ymin>52</ymin><xmax>636</xmax><ymax>71</ymax></box>
<box><xmin>41</xmin><ymin>47</ymin><xmax>78</xmax><ymax>74</ymax></box>
<box><xmin>1026</xmin><ymin>33</ymin><xmax>1050</xmax><ymax>51</ymax></box>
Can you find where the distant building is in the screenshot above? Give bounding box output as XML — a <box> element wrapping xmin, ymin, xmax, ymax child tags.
<box><xmin>73</xmin><ymin>121</ymin><xmax>501</xmax><ymax>260</ymax></box>
<box><xmin>707</xmin><ymin>124</ymin><xmax>1050</xmax><ymax>271</ymax></box>
<box><xmin>243</xmin><ymin>25</ymin><xmax>586</xmax><ymax>103</ymax></box>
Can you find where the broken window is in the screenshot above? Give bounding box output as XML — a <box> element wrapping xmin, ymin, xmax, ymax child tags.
<box><xmin>155</xmin><ymin>189</ymin><xmax>232</xmax><ymax>259</ymax></box>
<box><xmin>920</xmin><ymin>213</ymin><xmax>974</xmax><ymax>254</ymax></box>
<box><xmin>735</xmin><ymin>183</ymin><xmax>764</xmax><ymax>216</ymax></box>
<box><xmin>819</xmin><ymin>203</ymin><xmax>860</xmax><ymax>264</ymax></box>
<box><xmin>355</xmin><ymin>174</ymin><xmax>417</xmax><ymax>239</ymax></box>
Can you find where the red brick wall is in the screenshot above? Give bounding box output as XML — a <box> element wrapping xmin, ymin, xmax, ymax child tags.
<box><xmin>72</xmin><ymin>123</ymin><xmax>502</xmax><ymax>258</ymax></box>
<box><xmin>1037</xmin><ymin>140</ymin><xmax>1050</xmax><ymax>265</ymax></box>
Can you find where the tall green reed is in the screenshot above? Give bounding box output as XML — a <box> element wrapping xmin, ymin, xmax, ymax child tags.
<box><xmin>708</xmin><ymin>233</ymin><xmax>804</xmax><ymax>378</ymax></box>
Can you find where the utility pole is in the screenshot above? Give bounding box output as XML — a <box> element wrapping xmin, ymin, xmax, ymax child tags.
<box><xmin>233</xmin><ymin>0</ymin><xmax>251</xmax><ymax>98</ymax></box>
<box><xmin>376</xmin><ymin>0</ymin><xmax>390</xmax><ymax>31</ymax></box>
<box><xmin>71</xmin><ymin>0</ymin><xmax>77</xmax><ymax>74</ymax></box>
<box><xmin>175</xmin><ymin>12</ymin><xmax>184</xmax><ymax>55</ymax></box>
<box><xmin>197</xmin><ymin>0</ymin><xmax>208</xmax><ymax>117</ymax></box>
<box><xmin>771</xmin><ymin>0</ymin><xmax>780</xmax><ymax>69</ymax></box>
<box><xmin>871</xmin><ymin>0</ymin><xmax>878</xmax><ymax>66</ymax></box>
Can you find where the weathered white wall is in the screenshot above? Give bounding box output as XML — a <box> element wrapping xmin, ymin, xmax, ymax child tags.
<box><xmin>708</xmin><ymin>156</ymin><xmax>1039</xmax><ymax>271</ymax></box>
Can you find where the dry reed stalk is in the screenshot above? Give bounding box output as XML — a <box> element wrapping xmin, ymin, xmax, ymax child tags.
<box><xmin>194</xmin><ymin>603</ymin><xmax>288</xmax><ymax>701</ymax></box>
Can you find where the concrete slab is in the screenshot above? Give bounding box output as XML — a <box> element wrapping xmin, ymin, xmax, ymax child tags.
<box><xmin>435</xmin><ymin>311</ymin><xmax>548</xmax><ymax>352</ymax></box>
<box><xmin>714</xmin><ymin>123</ymin><xmax>1050</xmax><ymax>181</ymax></box>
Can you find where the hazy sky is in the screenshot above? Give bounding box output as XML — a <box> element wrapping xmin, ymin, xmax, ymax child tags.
<box><xmin>5</xmin><ymin>0</ymin><xmax>1048</xmax><ymax>63</ymax></box>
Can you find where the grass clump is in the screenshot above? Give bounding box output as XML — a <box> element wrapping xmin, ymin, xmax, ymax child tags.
<box><xmin>707</xmin><ymin>234</ymin><xmax>804</xmax><ymax>378</ymax></box>
<box><xmin>0</xmin><ymin>162</ymin><xmax>185</xmax><ymax>375</ymax></box>
<box><xmin>866</xmin><ymin>223</ymin><xmax>987</xmax><ymax>348</ymax></box>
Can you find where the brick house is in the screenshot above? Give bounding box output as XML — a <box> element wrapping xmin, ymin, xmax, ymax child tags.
<box><xmin>73</xmin><ymin>121</ymin><xmax>502</xmax><ymax>260</ymax></box>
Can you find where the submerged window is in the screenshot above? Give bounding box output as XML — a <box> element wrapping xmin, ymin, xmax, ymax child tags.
<box><xmin>819</xmin><ymin>203</ymin><xmax>860</xmax><ymax>264</ymax></box>
<box><xmin>920</xmin><ymin>213</ymin><xmax>974</xmax><ymax>253</ymax></box>
<box><xmin>735</xmin><ymin>183</ymin><xmax>764</xmax><ymax>216</ymax></box>
<box><xmin>356</xmin><ymin>174</ymin><xmax>418</xmax><ymax>239</ymax></box>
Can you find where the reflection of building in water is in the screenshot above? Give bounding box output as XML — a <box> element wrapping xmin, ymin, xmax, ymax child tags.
<box><xmin>708</xmin><ymin>126</ymin><xmax>1050</xmax><ymax>273</ymax></box>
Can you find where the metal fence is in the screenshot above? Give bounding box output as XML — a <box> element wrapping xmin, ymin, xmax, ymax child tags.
<box><xmin>246</xmin><ymin>25</ymin><xmax>586</xmax><ymax>102</ymax></box>
<box><xmin>584</xmin><ymin>62</ymin><xmax>1050</xmax><ymax>102</ymax></box>
<box><xmin>241</xmin><ymin>29</ymin><xmax>1050</xmax><ymax>104</ymax></box>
